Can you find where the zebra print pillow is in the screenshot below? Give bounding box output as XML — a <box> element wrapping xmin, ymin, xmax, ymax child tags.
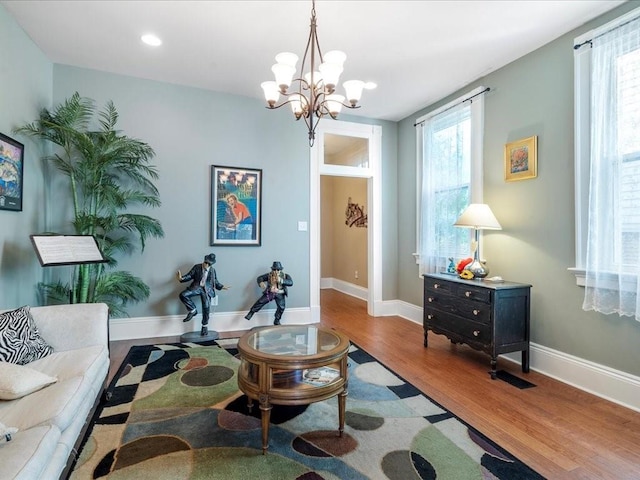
<box><xmin>0</xmin><ymin>306</ymin><xmax>53</xmax><ymax>365</ymax></box>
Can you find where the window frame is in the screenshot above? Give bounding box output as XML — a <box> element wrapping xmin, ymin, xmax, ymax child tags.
<box><xmin>415</xmin><ymin>86</ymin><xmax>486</xmax><ymax>273</ymax></box>
<box><xmin>572</xmin><ymin>7</ymin><xmax>640</xmax><ymax>287</ymax></box>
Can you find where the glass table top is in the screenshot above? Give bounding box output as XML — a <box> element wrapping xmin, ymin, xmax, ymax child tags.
<box><xmin>243</xmin><ymin>325</ymin><xmax>343</xmax><ymax>357</ymax></box>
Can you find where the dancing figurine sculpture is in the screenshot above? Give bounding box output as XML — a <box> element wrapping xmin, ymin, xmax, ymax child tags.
<box><xmin>177</xmin><ymin>253</ymin><xmax>228</xmax><ymax>336</ymax></box>
<box><xmin>244</xmin><ymin>261</ymin><xmax>293</xmax><ymax>325</ymax></box>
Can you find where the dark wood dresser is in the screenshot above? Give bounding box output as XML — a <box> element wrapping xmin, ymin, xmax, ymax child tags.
<box><xmin>423</xmin><ymin>273</ymin><xmax>531</xmax><ymax>379</ymax></box>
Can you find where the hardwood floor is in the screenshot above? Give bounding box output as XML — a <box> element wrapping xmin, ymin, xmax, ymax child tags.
<box><xmin>109</xmin><ymin>289</ymin><xmax>640</xmax><ymax>479</ymax></box>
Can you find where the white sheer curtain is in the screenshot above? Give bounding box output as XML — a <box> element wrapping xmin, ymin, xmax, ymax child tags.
<box><xmin>418</xmin><ymin>103</ymin><xmax>472</xmax><ymax>275</ymax></box>
<box><xmin>583</xmin><ymin>16</ymin><xmax>640</xmax><ymax>321</ymax></box>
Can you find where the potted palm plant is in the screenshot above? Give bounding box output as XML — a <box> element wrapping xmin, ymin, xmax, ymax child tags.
<box><xmin>15</xmin><ymin>92</ymin><xmax>164</xmax><ymax>316</ymax></box>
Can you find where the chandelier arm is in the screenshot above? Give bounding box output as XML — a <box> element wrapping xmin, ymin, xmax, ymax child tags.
<box><xmin>315</xmin><ymin>99</ymin><xmax>361</xmax><ymax>119</ymax></box>
<box><xmin>327</xmin><ymin>101</ymin><xmax>362</xmax><ymax>110</ymax></box>
<box><xmin>264</xmin><ymin>82</ymin><xmax>313</xmax><ymax>113</ymax></box>
<box><xmin>263</xmin><ymin>101</ymin><xmax>297</xmax><ymax>111</ymax></box>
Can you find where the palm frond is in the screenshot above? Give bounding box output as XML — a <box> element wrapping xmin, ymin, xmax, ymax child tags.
<box><xmin>37</xmin><ymin>281</ymin><xmax>72</xmax><ymax>305</ymax></box>
<box><xmin>15</xmin><ymin>93</ymin><xmax>164</xmax><ymax>315</ymax></box>
<box><xmin>94</xmin><ymin>271</ymin><xmax>151</xmax><ymax>317</ymax></box>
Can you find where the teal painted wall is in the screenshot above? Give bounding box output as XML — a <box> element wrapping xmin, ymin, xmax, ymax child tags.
<box><xmin>397</xmin><ymin>1</ymin><xmax>640</xmax><ymax>376</ymax></box>
<box><xmin>0</xmin><ymin>6</ymin><xmax>52</xmax><ymax>309</ymax></box>
<box><xmin>0</xmin><ymin>12</ymin><xmax>396</xmax><ymax>320</ymax></box>
<box><xmin>3</xmin><ymin>1</ymin><xmax>639</xmax><ymax>379</ymax></box>
<box><xmin>51</xmin><ymin>65</ymin><xmax>311</xmax><ymax>318</ymax></box>
<box><xmin>49</xmin><ymin>67</ymin><xmax>396</xmax><ymax>317</ymax></box>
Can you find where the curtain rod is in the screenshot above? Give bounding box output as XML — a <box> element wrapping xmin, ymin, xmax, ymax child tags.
<box><xmin>413</xmin><ymin>87</ymin><xmax>490</xmax><ymax>127</ymax></box>
<box><xmin>573</xmin><ymin>39</ymin><xmax>592</xmax><ymax>50</ymax></box>
<box><xmin>574</xmin><ymin>10</ymin><xmax>640</xmax><ymax>50</ymax></box>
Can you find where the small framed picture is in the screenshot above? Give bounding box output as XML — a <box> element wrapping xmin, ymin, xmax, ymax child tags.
<box><xmin>504</xmin><ymin>135</ymin><xmax>537</xmax><ymax>182</ymax></box>
<box><xmin>210</xmin><ymin>165</ymin><xmax>262</xmax><ymax>246</ymax></box>
<box><xmin>0</xmin><ymin>132</ymin><xmax>25</xmax><ymax>212</ymax></box>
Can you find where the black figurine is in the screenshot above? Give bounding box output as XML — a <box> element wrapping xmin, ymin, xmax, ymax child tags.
<box><xmin>244</xmin><ymin>261</ymin><xmax>293</xmax><ymax>325</ymax></box>
<box><xmin>177</xmin><ymin>253</ymin><xmax>228</xmax><ymax>336</ymax></box>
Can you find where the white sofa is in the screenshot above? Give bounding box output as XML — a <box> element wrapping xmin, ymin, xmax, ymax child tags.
<box><xmin>0</xmin><ymin>303</ymin><xmax>109</xmax><ymax>480</ymax></box>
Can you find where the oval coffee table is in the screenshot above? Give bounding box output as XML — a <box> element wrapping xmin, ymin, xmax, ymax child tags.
<box><xmin>237</xmin><ymin>324</ymin><xmax>350</xmax><ymax>454</ymax></box>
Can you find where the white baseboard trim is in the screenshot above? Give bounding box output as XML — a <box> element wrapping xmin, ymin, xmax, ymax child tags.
<box><xmin>392</xmin><ymin>303</ymin><xmax>640</xmax><ymax>413</ymax></box>
<box><xmin>392</xmin><ymin>300</ymin><xmax>422</xmax><ymax>325</ymax></box>
<box><xmin>112</xmin><ymin>297</ymin><xmax>640</xmax><ymax>413</ymax></box>
<box><xmin>109</xmin><ymin>307</ymin><xmax>313</xmax><ymax>342</ymax></box>
<box><xmin>321</xmin><ymin>277</ymin><xmax>368</xmax><ymax>301</ymax></box>
<box><xmin>515</xmin><ymin>344</ymin><xmax>640</xmax><ymax>413</ymax></box>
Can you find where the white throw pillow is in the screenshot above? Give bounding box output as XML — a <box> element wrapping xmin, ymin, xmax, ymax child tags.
<box><xmin>0</xmin><ymin>362</ymin><xmax>57</xmax><ymax>400</ymax></box>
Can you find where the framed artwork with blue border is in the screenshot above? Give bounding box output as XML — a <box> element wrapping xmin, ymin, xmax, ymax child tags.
<box><xmin>0</xmin><ymin>132</ymin><xmax>24</xmax><ymax>212</ymax></box>
<box><xmin>210</xmin><ymin>165</ymin><xmax>262</xmax><ymax>246</ymax></box>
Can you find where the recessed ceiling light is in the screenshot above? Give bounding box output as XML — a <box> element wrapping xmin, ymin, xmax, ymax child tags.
<box><xmin>141</xmin><ymin>34</ymin><xmax>162</xmax><ymax>47</ymax></box>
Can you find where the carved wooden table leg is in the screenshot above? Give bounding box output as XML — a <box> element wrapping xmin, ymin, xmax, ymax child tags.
<box><xmin>259</xmin><ymin>394</ymin><xmax>271</xmax><ymax>454</ymax></box>
<box><xmin>338</xmin><ymin>389</ymin><xmax>347</xmax><ymax>436</ymax></box>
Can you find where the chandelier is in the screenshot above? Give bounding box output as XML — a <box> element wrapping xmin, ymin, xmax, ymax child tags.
<box><xmin>260</xmin><ymin>0</ymin><xmax>374</xmax><ymax>146</ymax></box>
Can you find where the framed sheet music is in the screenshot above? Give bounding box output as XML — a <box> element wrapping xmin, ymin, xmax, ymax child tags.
<box><xmin>30</xmin><ymin>235</ymin><xmax>107</xmax><ymax>267</ymax></box>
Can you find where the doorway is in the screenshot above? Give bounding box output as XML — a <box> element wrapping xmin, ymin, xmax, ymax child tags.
<box><xmin>309</xmin><ymin>120</ymin><xmax>382</xmax><ymax>322</ymax></box>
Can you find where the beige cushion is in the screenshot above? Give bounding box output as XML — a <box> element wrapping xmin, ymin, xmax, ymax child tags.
<box><xmin>0</xmin><ymin>424</ymin><xmax>60</xmax><ymax>480</ymax></box>
<box><xmin>0</xmin><ymin>362</ymin><xmax>57</xmax><ymax>400</ymax></box>
<box><xmin>0</xmin><ymin>421</ymin><xmax>18</xmax><ymax>442</ymax></box>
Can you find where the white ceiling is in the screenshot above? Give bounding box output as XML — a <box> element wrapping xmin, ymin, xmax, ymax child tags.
<box><xmin>1</xmin><ymin>0</ymin><xmax>626</xmax><ymax>122</ymax></box>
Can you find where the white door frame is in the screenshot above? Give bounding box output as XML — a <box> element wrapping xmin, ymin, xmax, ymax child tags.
<box><xmin>309</xmin><ymin>120</ymin><xmax>382</xmax><ymax>321</ymax></box>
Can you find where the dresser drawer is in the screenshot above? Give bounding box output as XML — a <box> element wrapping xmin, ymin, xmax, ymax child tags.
<box><xmin>424</xmin><ymin>277</ymin><xmax>456</xmax><ymax>296</ymax></box>
<box><xmin>453</xmin><ymin>284</ymin><xmax>491</xmax><ymax>304</ymax></box>
<box><xmin>424</xmin><ymin>277</ymin><xmax>491</xmax><ymax>304</ymax></box>
<box><xmin>424</xmin><ymin>294</ymin><xmax>491</xmax><ymax>324</ymax></box>
<box><xmin>424</xmin><ymin>309</ymin><xmax>491</xmax><ymax>345</ymax></box>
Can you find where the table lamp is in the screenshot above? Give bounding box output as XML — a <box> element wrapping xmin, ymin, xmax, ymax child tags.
<box><xmin>454</xmin><ymin>203</ymin><xmax>502</xmax><ymax>278</ymax></box>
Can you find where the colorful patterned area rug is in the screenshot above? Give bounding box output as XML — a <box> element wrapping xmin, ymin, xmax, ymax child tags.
<box><xmin>71</xmin><ymin>339</ymin><xmax>544</xmax><ymax>479</ymax></box>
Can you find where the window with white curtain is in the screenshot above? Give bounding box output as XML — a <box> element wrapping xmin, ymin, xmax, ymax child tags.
<box><xmin>415</xmin><ymin>87</ymin><xmax>486</xmax><ymax>275</ymax></box>
<box><xmin>574</xmin><ymin>7</ymin><xmax>640</xmax><ymax>321</ymax></box>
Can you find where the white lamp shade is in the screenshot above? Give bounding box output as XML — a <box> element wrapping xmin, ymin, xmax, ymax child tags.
<box><xmin>289</xmin><ymin>93</ymin><xmax>307</xmax><ymax>116</ymax></box>
<box><xmin>272</xmin><ymin>63</ymin><xmax>296</xmax><ymax>90</ymax></box>
<box><xmin>343</xmin><ymin>80</ymin><xmax>364</xmax><ymax>105</ymax></box>
<box><xmin>454</xmin><ymin>203</ymin><xmax>502</xmax><ymax>230</ymax></box>
<box><xmin>323</xmin><ymin>50</ymin><xmax>347</xmax><ymax>66</ymax></box>
<box><xmin>260</xmin><ymin>81</ymin><xmax>280</xmax><ymax>103</ymax></box>
<box><xmin>325</xmin><ymin>94</ymin><xmax>345</xmax><ymax>115</ymax></box>
<box><xmin>304</xmin><ymin>71</ymin><xmax>323</xmax><ymax>88</ymax></box>
<box><xmin>319</xmin><ymin>62</ymin><xmax>343</xmax><ymax>89</ymax></box>
<box><xmin>275</xmin><ymin>52</ymin><xmax>299</xmax><ymax>68</ymax></box>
